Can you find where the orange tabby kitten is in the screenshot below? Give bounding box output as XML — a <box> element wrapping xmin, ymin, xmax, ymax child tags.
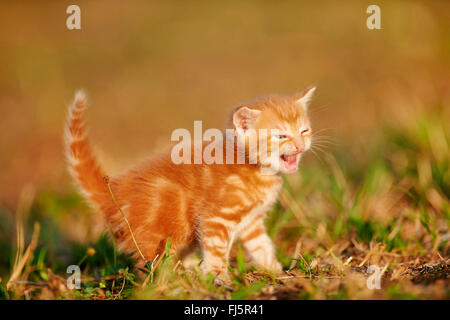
<box><xmin>65</xmin><ymin>86</ymin><xmax>316</xmax><ymax>277</ymax></box>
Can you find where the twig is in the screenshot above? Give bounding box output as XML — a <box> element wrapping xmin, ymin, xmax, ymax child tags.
<box><xmin>276</xmin><ymin>274</ymin><xmax>341</xmax><ymax>280</ymax></box>
<box><xmin>358</xmin><ymin>243</ymin><xmax>380</xmax><ymax>267</ymax></box>
<box><xmin>7</xmin><ymin>222</ymin><xmax>40</xmax><ymax>291</ymax></box>
<box><xmin>103</xmin><ymin>176</ymin><xmax>147</xmax><ymax>263</ymax></box>
<box><xmin>9</xmin><ymin>280</ymin><xmax>48</xmax><ymax>287</ymax></box>
<box><xmin>80</xmin><ymin>274</ymin><xmax>123</xmax><ymax>283</ymax></box>
<box><xmin>114</xmin><ymin>272</ymin><xmax>127</xmax><ymax>300</ymax></box>
<box><xmin>344</xmin><ymin>256</ymin><xmax>353</xmax><ymax>266</ymax></box>
<box><xmin>141</xmin><ymin>254</ymin><xmax>162</xmax><ymax>288</ymax></box>
<box><xmin>288</xmin><ymin>240</ymin><xmax>302</xmax><ymax>271</ymax></box>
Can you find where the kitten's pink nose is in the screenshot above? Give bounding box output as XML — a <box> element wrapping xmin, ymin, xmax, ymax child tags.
<box><xmin>293</xmin><ymin>136</ymin><xmax>305</xmax><ymax>153</ymax></box>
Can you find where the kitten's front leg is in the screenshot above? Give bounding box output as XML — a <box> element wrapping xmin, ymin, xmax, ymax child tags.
<box><xmin>200</xmin><ymin>219</ymin><xmax>234</xmax><ymax>277</ymax></box>
<box><xmin>239</xmin><ymin>219</ymin><xmax>282</xmax><ymax>273</ymax></box>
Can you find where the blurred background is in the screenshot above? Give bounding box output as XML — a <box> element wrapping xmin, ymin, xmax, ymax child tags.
<box><xmin>0</xmin><ymin>0</ymin><xmax>448</xmax><ymax>206</ymax></box>
<box><xmin>0</xmin><ymin>0</ymin><xmax>449</xmax><ymax>299</ymax></box>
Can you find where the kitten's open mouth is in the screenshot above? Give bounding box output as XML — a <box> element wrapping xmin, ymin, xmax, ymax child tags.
<box><xmin>280</xmin><ymin>153</ymin><xmax>300</xmax><ymax>172</ymax></box>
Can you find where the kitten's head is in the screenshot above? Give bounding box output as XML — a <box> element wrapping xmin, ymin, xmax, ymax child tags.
<box><xmin>231</xmin><ymin>86</ymin><xmax>315</xmax><ymax>174</ymax></box>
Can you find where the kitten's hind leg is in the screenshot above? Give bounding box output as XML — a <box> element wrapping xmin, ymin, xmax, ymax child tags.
<box><xmin>180</xmin><ymin>252</ymin><xmax>202</xmax><ymax>270</ymax></box>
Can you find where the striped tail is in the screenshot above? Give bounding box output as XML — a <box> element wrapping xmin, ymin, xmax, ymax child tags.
<box><xmin>64</xmin><ymin>91</ymin><xmax>108</xmax><ymax>209</ymax></box>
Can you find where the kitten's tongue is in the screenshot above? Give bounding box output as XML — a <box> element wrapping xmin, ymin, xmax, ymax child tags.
<box><xmin>284</xmin><ymin>154</ymin><xmax>297</xmax><ymax>165</ymax></box>
<box><xmin>281</xmin><ymin>154</ymin><xmax>298</xmax><ymax>171</ymax></box>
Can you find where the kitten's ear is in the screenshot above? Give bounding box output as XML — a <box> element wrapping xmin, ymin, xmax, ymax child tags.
<box><xmin>295</xmin><ymin>86</ymin><xmax>316</xmax><ymax>109</ymax></box>
<box><xmin>233</xmin><ymin>106</ymin><xmax>261</xmax><ymax>132</ymax></box>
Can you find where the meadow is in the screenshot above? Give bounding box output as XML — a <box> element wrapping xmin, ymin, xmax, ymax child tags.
<box><xmin>0</xmin><ymin>0</ymin><xmax>448</xmax><ymax>299</ymax></box>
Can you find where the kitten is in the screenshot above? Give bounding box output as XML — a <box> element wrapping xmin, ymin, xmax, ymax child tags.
<box><xmin>64</xmin><ymin>87</ymin><xmax>315</xmax><ymax>277</ymax></box>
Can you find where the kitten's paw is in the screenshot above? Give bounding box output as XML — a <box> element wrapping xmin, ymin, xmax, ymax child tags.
<box><xmin>202</xmin><ymin>266</ymin><xmax>232</xmax><ymax>288</ymax></box>
<box><xmin>201</xmin><ymin>264</ymin><xmax>229</xmax><ymax>279</ymax></box>
<box><xmin>269</xmin><ymin>261</ymin><xmax>283</xmax><ymax>274</ymax></box>
<box><xmin>259</xmin><ymin>260</ymin><xmax>282</xmax><ymax>274</ymax></box>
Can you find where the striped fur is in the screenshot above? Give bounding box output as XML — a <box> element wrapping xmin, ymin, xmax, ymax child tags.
<box><xmin>64</xmin><ymin>87</ymin><xmax>315</xmax><ymax>277</ymax></box>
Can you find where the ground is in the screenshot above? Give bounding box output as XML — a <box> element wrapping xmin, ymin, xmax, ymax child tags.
<box><xmin>1</xmin><ymin>106</ymin><xmax>449</xmax><ymax>300</ymax></box>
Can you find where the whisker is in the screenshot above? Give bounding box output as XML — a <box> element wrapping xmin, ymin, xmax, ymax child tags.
<box><xmin>308</xmin><ymin>148</ymin><xmax>325</xmax><ymax>165</ymax></box>
<box><xmin>311</xmin><ymin>144</ymin><xmax>329</xmax><ymax>153</ymax></box>
<box><xmin>312</xmin><ymin>139</ymin><xmax>338</xmax><ymax>147</ymax></box>
<box><xmin>312</xmin><ymin>136</ymin><xmax>339</xmax><ymax>146</ymax></box>
<box><xmin>312</xmin><ymin>136</ymin><xmax>337</xmax><ymax>142</ymax></box>
<box><xmin>312</xmin><ymin>128</ymin><xmax>336</xmax><ymax>135</ymax></box>
<box><xmin>312</xmin><ymin>141</ymin><xmax>338</xmax><ymax>148</ymax></box>
<box><xmin>309</xmin><ymin>104</ymin><xmax>332</xmax><ymax>115</ymax></box>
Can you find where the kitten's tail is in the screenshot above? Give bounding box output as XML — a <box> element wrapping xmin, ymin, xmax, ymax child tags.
<box><xmin>64</xmin><ymin>90</ymin><xmax>108</xmax><ymax>209</ymax></box>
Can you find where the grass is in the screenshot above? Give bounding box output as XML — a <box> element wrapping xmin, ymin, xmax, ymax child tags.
<box><xmin>0</xmin><ymin>105</ymin><xmax>448</xmax><ymax>300</ymax></box>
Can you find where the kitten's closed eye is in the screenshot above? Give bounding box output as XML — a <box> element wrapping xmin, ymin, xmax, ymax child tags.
<box><xmin>274</xmin><ymin>135</ymin><xmax>288</xmax><ymax>140</ymax></box>
<box><xmin>301</xmin><ymin>129</ymin><xmax>311</xmax><ymax>135</ymax></box>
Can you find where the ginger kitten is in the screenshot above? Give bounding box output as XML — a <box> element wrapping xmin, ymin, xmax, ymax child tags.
<box><xmin>65</xmin><ymin>87</ymin><xmax>316</xmax><ymax>277</ymax></box>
